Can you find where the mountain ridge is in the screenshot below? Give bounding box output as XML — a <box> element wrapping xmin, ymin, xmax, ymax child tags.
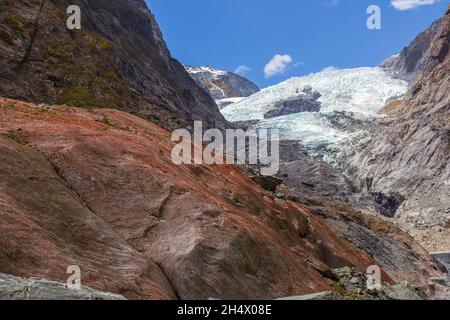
<box><xmin>0</xmin><ymin>0</ymin><xmax>228</xmax><ymax>131</ymax></box>
<box><xmin>380</xmin><ymin>17</ymin><xmax>442</xmax><ymax>83</ymax></box>
<box><xmin>185</xmin><ymin>65</ymin><xmax>260</xmax><ymax>100</ymax></box>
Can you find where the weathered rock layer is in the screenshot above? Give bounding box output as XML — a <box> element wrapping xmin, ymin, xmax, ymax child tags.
<box><xmin>0</xmin><ymin>97</ymin><xmax>400</xmax><ymax>300</ymax></box>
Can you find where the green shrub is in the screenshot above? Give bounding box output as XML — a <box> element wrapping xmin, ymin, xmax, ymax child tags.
<box><xmin>58</xmin><ymin>86</ymin><xmax>97</xmax><ymax>108</ymax></box>
<box><xmin>4</xmin><ymin>13</ymin><xmax>23</xmax><ymax>30</ymax></box>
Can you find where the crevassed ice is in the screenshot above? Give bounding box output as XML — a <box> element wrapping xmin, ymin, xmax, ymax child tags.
<box><xmin>221</xmin><ymin>67</ymin><xmax>408</xmax><ymax>149</ymax></box>
<box><xmin>256</xmin><ymin>112</ymin><xmax>353</xmax><ymax>145</ymax></box>
<box><xmin>222</xmin><ymin>67</ymin><xmax>407</xmax><ymax>121</ymax></box>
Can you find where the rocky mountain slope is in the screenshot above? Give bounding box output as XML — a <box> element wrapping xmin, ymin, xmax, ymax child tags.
<box><xmin>1</xmin><ymin>97</ymin><xmax>444</xmax><ymax>299</ymax></box>
<box><xmin>185</xmin><ymin>65</ymin><xmax>260</xmax><ymax>100</ymax></box>
<box><xmin>246</xmin><ymin>140</ymin><xmax>443</xmax><ymax>288</ymax></box>
<box><xmin>347</xmin><ymin>7</ymin><xmax>450</xmax><ymax>249</ymax></box>
<box><xmin>0</xmin><ymin>0</ymin><xmax>448</xmax><ymax>301</ymax></box>
<box><xmin>0</xmin><ymin>98</ymin><xmax>377</xmax><ymax>299</ymax></box>
<box><xmin>263</xmin><ymin>86</ymin><xmax>322</xmax><ymax>119</ymax></box>
<box><xmin>0</xmin><ymin>0</ymin><xmax>227</xmax><ymax>131</ymax></box>
<box><xmin>380</xmin><ymin>17</ymin><xmax>442</xmax><ymax>83</ymax></box>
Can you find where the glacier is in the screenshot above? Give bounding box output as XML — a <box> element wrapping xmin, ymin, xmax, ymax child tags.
<box><xmin>221</xmin><ymin>67</ymin><xmax>408</xmax><ymax>166</ymax></box>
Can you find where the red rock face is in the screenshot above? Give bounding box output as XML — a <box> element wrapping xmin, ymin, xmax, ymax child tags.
<box><xmin>0</xmin><ymin>98</ymin><xmax>388</xmax><ymax>299</ymax></box>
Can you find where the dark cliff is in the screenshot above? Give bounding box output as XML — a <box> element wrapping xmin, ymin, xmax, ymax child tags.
<box><xmin>0</xmin><ymin>0</ymin><xmax>227</xmax><ymax>131</ymax></box>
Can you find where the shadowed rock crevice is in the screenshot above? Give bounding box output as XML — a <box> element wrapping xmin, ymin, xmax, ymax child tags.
<box><xmin>15</xmin><ymin>0</ymin><xmax>46</xmax><ymax>71</ymax></box>
<box><xmin>373</xmin><ymin>192</ymin><xmax>405</xmax><ymax>218</ymax></box>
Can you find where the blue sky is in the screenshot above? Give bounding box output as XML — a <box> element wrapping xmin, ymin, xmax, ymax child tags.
<box><xmin>146</xmin><ymin>0</ymin><xmax>449</xmax><ymax>88</ymax></box>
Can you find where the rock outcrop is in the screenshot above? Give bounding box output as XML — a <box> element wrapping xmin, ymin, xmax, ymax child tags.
<box><xmin>0</xmin><ymin>273</ymin><xmax>126</xmax><ymax>300</ymax></box>
<box><xmin>0</xmin><ymin>0</ymin><xmax>227</xmax><ymax>131</ymax></box>
<box><xmin>264</xmin><ymin>87</ymin><xmax>321</xmax><ymax>119</ymax></box>
<box><xmin>347</xmin><ymin>7</ymin><xmax>450</xmax><ymax>244</ymax></box>
<box><xmin>267</xmin><ymin>142</ymin><xmax>443</xmax><ymax>288</ymax></box>
<box><xmin>432</xmin><ymin>252</ymin><xmax>450</xmax><ymax>274</ymax></box>
<box><xmin>380</xmin><ymin>17</ymin><xmax>442</xmax><ymax>83</ymax></box>
<box><xmin>185</xmin><ymin>66</ymin><xmax>260</xmax><ymax>100</ymax></box>
<box><xmin>279</xmin><ymin>267</ymin><xmax>425</xmax><ymax>300</ymax></box>
<box><xmin>0</xmin><ymin>97</ymin><xmax>401</xmax><ymax>300</ymax></box>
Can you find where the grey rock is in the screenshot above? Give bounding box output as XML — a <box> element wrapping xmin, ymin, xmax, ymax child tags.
<box><xmin>0</xmin><ymin>0</ymin><xmax>228</xmax><ymax>132</ymax></box>
<box><xmin>430</xmin><ymin>277</ymin><xmax>449</xmax><ymax>286</ymax></box>
<box><xmin>278</xmin><ymin>291</ymin><xmax>345</xmax><ymax>300</ymax></box>
<box><xmin>264</xmin><ymin>89</ymin><xmax>322</xmax><ymax>119</ymax></box>
<box><xmin>231</xmin><ymin>119</ymin><xmax>261</xmax><ymax>131</ymax></box>
<box><xmin>347</xmin><ymin>7</ymin><xmax>450</xmax><ymax>229</ymax></box>
<box><xmin>385</xmin><ymin>282</ymin><xmax>423</xmax><ymax>300</ymax></box>
<box><xmin>279</xmin><ymin>268</ymin><xmax>425</xmax><ymax>300</ymax></box>
<box><xmin>432</xmin><ymin>252</ymin><xmax>450</xmax><ymax>275</ymax></box>
<box><xmin>0</xmin><ymin>273</ymin><xmax>126</xmax><ymax>300</ymax></box>
<box><xmin>216</xmin><ymin>99</ymin><xmax>238</xmax><ymax>109</ymax></box>
<box><xmin>277</xmin><ymin>157</ymin><xmax>354</xmax><ymax>201</ymax></box>
<box><xmin>271</xmin><ymin>140</ymin><xmax>444</xmax><ymax>290</ymax></box>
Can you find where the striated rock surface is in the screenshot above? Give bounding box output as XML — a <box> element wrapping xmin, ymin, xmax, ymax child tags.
<box><xmin>0</xmin><ymin>128</ymin><xmax>177</xmax><ymax>300</ymax></box>
<box><xmin>185</xmin><ymin>66</ymin><xmax>259</xmax><ymax>100</ymax></box>
<box><xmin>276</xmin><ymin>175</ymin><xmax>443</xmax><ymax>288</ymax></box>
<box><xmin>380</xmin><ymin>17</ymin><xmax>442</xmax><ymax>83</ymax></box>
<box><xmin>0</xmin><ymin>97</ymin><xmax>399</xmax><ymax>300</ymax></box>
<box><xmin>347</xmin><ymin>7</ymin><xmax>450</xmax><ymax>245</ymax></box>
<box><xmin>244</xmin><ymin>141</ymin><xmax>443</xmax><ymax>289</ymax></box>
<box><xmin>0</xmin><ymin>273</ymin><xmax>126</xmax><ymax>300</ymax></box>
<box><xmin>0</xmin><ymin>0</ymin><xmax>227</xmax><ymax>131</ymax></box>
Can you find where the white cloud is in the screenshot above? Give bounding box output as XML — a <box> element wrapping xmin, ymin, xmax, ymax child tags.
<box><xmin>264</xmin><ymin>54</ymin><xmax>293</xmax><ymax>78</ymax></box>
<box><xmin>234</xmin><ymin>65</ymin><xmax>251</xmax><ymax>76</ymax></box>
<box><xmin>391</xmin><ymin>0</ymin><xmax>437</xmax><ymax>11</ymax></box>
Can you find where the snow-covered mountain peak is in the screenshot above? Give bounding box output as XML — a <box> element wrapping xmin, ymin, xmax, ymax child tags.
<box><xmin>184</xmin><ymin>65</ymin><xmax>228</xmax><ymax>76</ymax></box>
<box><xmin>184</xmin><ymin>65</ymin><xmax>260</xmax><ymax>100</ymax></box>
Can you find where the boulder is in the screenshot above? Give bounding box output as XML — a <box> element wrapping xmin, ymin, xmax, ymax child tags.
<box><xmin>264</xmin><ymin>95</ymin><xmax>321</xmax><ymax>119</ymax></box>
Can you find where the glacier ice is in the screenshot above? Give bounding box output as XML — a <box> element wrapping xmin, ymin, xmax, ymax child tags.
<box><xmin>222</xmin><ymin>67</ymin><xmax>407</xmax><ymax>121</ymax></box>
<box><xmin>220</xmin><ymin>67</ymin><xmax>408</xmax><ymax>166</ymax></box>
